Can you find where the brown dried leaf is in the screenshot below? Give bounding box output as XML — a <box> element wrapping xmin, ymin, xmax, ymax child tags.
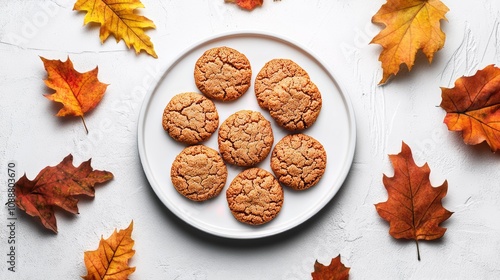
<box><xmin>15</xmin><ymin>154</ymin><xmax>113</xmax><ymax>233</ymax></box>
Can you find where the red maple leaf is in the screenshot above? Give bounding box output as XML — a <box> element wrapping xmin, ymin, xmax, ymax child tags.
<box><xmin>225</xmin><ymin>0</ymin><xmax>263</xmax><ymax>10</ymax></box>
<box><xmin>375</xmin><ymin>142</ymin><xmax>453</xmax><ymax>260</ymax></box>
<box><xmin>311</xmin><ymin>255</ymin><xmax>350</xmax><ymax>280</ymax></box>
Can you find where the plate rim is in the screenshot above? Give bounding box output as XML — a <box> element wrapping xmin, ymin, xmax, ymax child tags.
<box><xmin>137</xmin><ymin>30</ymin><xmax>357</xmax><ymax>239</ymax></box>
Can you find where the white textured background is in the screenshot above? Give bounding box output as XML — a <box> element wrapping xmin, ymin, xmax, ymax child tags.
<box><xmin>1</xmin><ymin>0</ymin><xmax>500</xmax><ymax>279</ymax></box>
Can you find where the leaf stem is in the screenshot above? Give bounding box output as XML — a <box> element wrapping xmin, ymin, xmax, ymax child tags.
<box><xmin>415</xmin><ymin>239</ymin><xmax>421</xmax><ymax>261</ymax></box>
<box><xmin>81</xmin><ymin>116</ymin><xmax>89</xmax><ymax>134</ymax></box>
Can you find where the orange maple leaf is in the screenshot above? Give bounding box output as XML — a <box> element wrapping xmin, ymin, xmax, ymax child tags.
<box><xmin>41</xmin><ymin>56</ymin><xmax>108</xmax><ymax>133</ymax></box>
<box><xmin>440</xmin><ymin>65</ymin><xmax>500</xmax><ymax>152</ymax></box>
<box><xmin>371</xmin><ymin>0</ymin><xmax>449</xmax><ymax>84</ymax></box>
<box><xmin>225</xmin><ymin>0</ymin><xmax>263</xmax><ymax>10</ymax></box>
<box><xmin>74</xmin><ymin>0</ymin><xmax>157</xmax><ymax>58</ymax></box>
<box><xmin>375</xmin><ymin>142</ymin><xmax>453</xmax><ymax>260</ymax></box>
<box><xmin>83</xmin><ymin>221</ymin><xmax>135</xmax><ymax>280</ymax></box>
<box><xmin>311</xmin><ymin>255</ymin><xmax>350</xmax><ymax>280</ymax></box>
<box><xmin>14</xmin><ymin>154</ymin><xmax>113</xmax><ymax>233</ymax></box>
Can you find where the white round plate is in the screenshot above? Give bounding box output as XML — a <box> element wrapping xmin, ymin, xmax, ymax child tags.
<box><xmin>138</xmin><ymin>31</ymin><xmax>356</xmax><ymax>239</ymax></box>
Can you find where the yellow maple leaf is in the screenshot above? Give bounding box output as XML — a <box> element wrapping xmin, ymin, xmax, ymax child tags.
<box><xmin>82</xmin><ymin>221</ymin><xmax>135</xmax><ymax>280</ymax></box>
<box><xmin>371</xmin><ymin>0</ymin><xmax>449</xmax><ymax>84</ymax></box>
<box><xmin>74</xmin><ymin>0</ymin><xmax>157</xmax><ymax>58</ymax></box>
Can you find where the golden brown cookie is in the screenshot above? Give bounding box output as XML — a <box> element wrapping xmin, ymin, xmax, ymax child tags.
<box><xmin>194</xmin><ymin>46</ymin><xmax>252</xmax><ymax>101</ymax></box>
<box><xmin>226</xmin><ymin>168</ymin><xmax>283</xmax><ymax>225</ymax></box>
<box><xmin>270</xmin><ymin>134</ymin><xmax>327</xmax><ymax>191</ymax></box>
<box><xmin>267</xmin><ymin>76</ymin><xmax>322</xmax><ymax>131</ymax></box>
<box><xmin>254</xmin><ymin>58</ymin><xmax>310</xmax><ymax>109</ymax></box>
<box><xmin>171</xmin><ymin>145</ymin><xmax>227</xmax><ymax>201</ymax></box>
<box><xmin>218</xmin><ymin>110</ymin><xmax>274</xmax><ymax>166</ymax></box>
<box><xmin>162</xmin><ymin>92</ymin><xmax>219</xmax><ymax>145</ymax></box>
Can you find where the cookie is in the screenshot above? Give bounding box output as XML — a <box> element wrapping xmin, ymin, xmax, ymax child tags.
<box><xmin>162</xmin><ymin>92</ymin><xmax>219</xmax><ymax>145</ymax></box>
<box><xmin>171</xmin><ymin>145</ymin><xmax>227</xmax><ymax>201</ymax></box>
<box><xmin>254</xmin><ymin>58</ymin><xmax>310</xmax><ymax>109</ymax></box>
<box><xmin>226</xmin><ymin>168</ymin><xmax>283</xmax><ymax>225</ymax></box>
<box><xmin>218</xmin><ymin>110</ymin><xmax>274</xmax><ymax>166</ymax></box>
<box><xmin>194</xmin><ymin>46</ymin><xmax>252</xmax><ymax>101</ymax></box>
<box><xmin>267</xmin><ymin>76</ymin><xmax>322</xmax><ymax>131</ymax></box>
<box><xmin>270</xmin><ymin>134</ymin><xmax>326</xmax><ymax>191</ymax></box>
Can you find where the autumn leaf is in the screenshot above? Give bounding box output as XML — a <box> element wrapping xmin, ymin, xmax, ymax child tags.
<box><xmin>83</xmin><ymin>221</ymin><xmax>135</xmax><ymax>280</ymax></box>
<box><xmin>375</xmin><ymin>142</ymin><xmax>453</xmax><ymax>260</ymax></box>
<box><xmin>41</xmin><ymin>56</ymin><xmax>108</xmax><ymax>133</ymax></box>
<box><xmin>311</xmin><ymin>255</ymin><xmax>350</xmax><ymax>280</ymax></box>
<box><xmin>74</xmin><ymin>0</ymin><xmax>157</xmax><ymax>58</ymax></box>
<box><xmin>440</xmin><ymin>65</ymin><xmax>500</xmax><ymax>152</ymax></box>
<box><xmin>15</xmin><ymin>154</ymin><xmax>113</xmax><ymax>233</ymax></box>
<box><xmin>225</xmin><ymin>0</ymin><xmax>263</xmax><ymax>10</ymax></box>
<box><xmin>371</xmin><ymin>0</ymin><xmax>449</xmax><ymax>84</ymax></box>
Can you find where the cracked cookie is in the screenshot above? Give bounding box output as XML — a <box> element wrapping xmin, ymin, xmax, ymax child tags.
<box><xmin>171</xmin><ymin>145</ymin><xmax>228</xmax><ymax>201</ymax></box>
<box><xmin>162</xmin><ymin>92</ymin><xmax>219</xmax><ymax>144</ymax></box>
<box><xmin>270</xmin><ymin>134</ymin><xmax>326</xmax><ymax>191</ymax></box>
<box><xmin>194</xmin><ymin>46</ymin><xmax>252</xmax><ymax>101</ymax></box>
<box><xmin>226</xmin><ymin>168</ymin><xmax>283</xmax><ymax>225</ymax></box>
<box><xmin>254</xmin><ymin>58</ymin><xmax>310</xmax><ymax>109</ymax></box>
<box><xmin>218</xmin><ymin>110</ymin><xmax>274</xmax><ymax>166</ymax></box>
<box><xmin>267</xmin><ymin>76</ymin><xmax>322</xmax><ymax>130</ymax></box>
